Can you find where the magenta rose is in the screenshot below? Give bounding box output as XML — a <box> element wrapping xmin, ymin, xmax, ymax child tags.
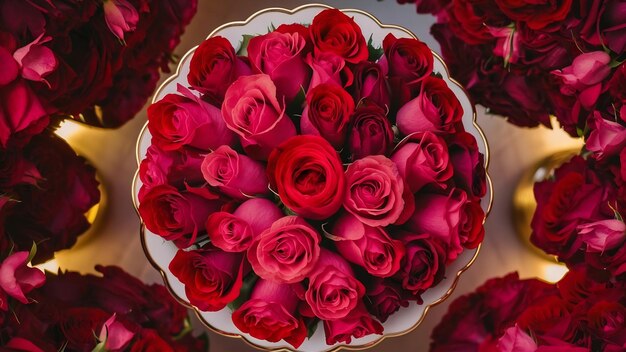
<box><xmin>395</xmin><ymin>232</ymin><xmax>446</xmax><ymax>299</ymax></box>
<box><xmin>138</xmin><ymin>185</ymin><xmax>220</xmax><ymax>247</ymax></box>
<box><xmin>306</xmin><ymin>52</ymin><xmax>353</xmax><ymax>89</ymax></box>
<box><xmin>551</xmin><ymin>51</ymin><xmax>611</xmax><ymax>109</ymax></box>
<box><xmin>232</xmin><ymin>279</ymin><xmax>307</xmax><ymax>348</ymax></box>
<box><xmin>0</xmin><ymin>251</ymin><xmax>45</xmax><ymax>304</ymax></box>
<box><xmin>587</xmin><ymin>112</ymin><xmax>626</xmax><ymax>161</ymax></box>
<box><xmin>221</xmin><ymin>74</ymin><xmax>296</xmax><ymax>160</ymax></box>
<box><xmin>407</xmin><ymin>189</ymin><xmax>484</xmax><ymax>261</ymax></box>
<box><xmin>301</xmin><ymin>83</ymin><xmax>355</xmax><ymax>148</ymax></box>
<box><xmin>147</xmin><ymin>86</ymin><xmax>235</xmax><ymax>151</ymax></box>
<box><xmin>247</xmin><ymin>27</ymin><xmax>311</xmax><ymax>103</ymax></box>
<box><xmin>380</xmin><ymin>34</ymin><xmax>433</xmax><ymax>83</ymax></box>
<box><xmin>448</xmin><ymin>131</ymin><xmax>487</xmax><ymax>200</ymax></box>
<box><xmin>206</xmin><ymin>198</ymin><xmax>283</xmax><ymax>252</ymax></box>
<box><xmin>97</xmin><ymin>313</ymin><xmax>134</xmax><ymax>351</ymax></box>
<box><xmin>494</xmin><ymin>0</ymin><xmax>573</xmax><ymax>30</ymax></box>
<box><xmin>247</xmin><ymin>216</ymin><xmax>321</xmax><ymax>283</ymax></box>
<box><xmin>396</xmin><ymin>76</ymin><xmax>463</xmax><ymax>135</ymax></box>
<box><xmin>309</xmin><ymin>9</ymin><xmax>369</xmax><ymax>64</ymax></box>
<box><xmin>323</xmin><ymin>302</ymin><xmax>383</xmax><ymax>345</ymax></box>
<box><xmin>391</xmin><ymin>131</ymin><xmax>453</xmax><ymax>193</ymax></box>
<box><xmin>344</xmin><ymin>155</ymin><xmax>414</xmax><ymax>226</ymax></box>
<box><xmin>201</xmin><ymin>145</ymin><xmax>269</xmax><ymax>199</ymax></box>
<box><xmin>496</xmin><ymin>326</ymin><xmax>537</xmax><ymax>352</ymax></box>
<box><xmin>366</xmin><ymin>279</ymin><xmax>409</xmax><ymax>323</ymax></box>
<box><xmin>348</xmin><ymin>102</ymin><xmax>394</xmax><ymax>159</ymax></box>
<box><xmin>332</xmin><ymin>213</ymin><xmax>406</xmax><ymax>277</ymax></box>
<box><xmin>351</xmin><ymin>62</ymin><xmax>390</xmax><ymax>108</ymax></box>
<box><xmin>187</xmin><ymin>36</ymin><xmax>252</xmax><ymax>103</ymax></box>
<box><xmin>305</xmin><ymin>249</ymin><xmax>366</xmax><ymax>320</ymax></box>
<box><xmin>169</xmin><ymin>246</ymin><xmax>246</xmax><ymax>311</ymax></box>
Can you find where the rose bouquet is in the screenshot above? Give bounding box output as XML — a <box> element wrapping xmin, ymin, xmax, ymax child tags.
<box><xmin>0</xmin><ymin>249</ymin><xmax>208</xmax><ymax>351</ymax></box>
<box><xmin>137</xmin><ymin>7</ymin><xmax>488</xmax><ymax>348</ymax></box>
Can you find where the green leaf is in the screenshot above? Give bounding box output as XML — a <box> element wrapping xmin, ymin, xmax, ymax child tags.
<box><xmin>236</xmin><ymin>34</ymin><xmax>255</xmax><ymax>56</ymax></box>
<box><xmin>307</xmin><ymin>319</ymin><xmax>320</xmax><ymax>338</ymax></box>
<box><xmin>433</xmin><ymin>72</ymin><xmax>443</xmax><ymax>79</ymax></box>
<box><xmin>367</xmin><ymin>34</ymin><xmax>384</xmax><ymax>62</ymax></box>
<box><xmin>287</xmin><ymin>86</ymin><xmax>307</xmax><ymax>115</ymax></box>
<box><xmin>90</xmin><ymin>341</ymin><xmax>106</xmax><ymax>352</ymax></box>
<box><xmin>227</xmin><ymin>273</ymin><xmax>259</xmax><ymax>311</ymax></box>
<box><xmin>173</xmin><ymin>316</ymin><xmax>194</xmax><ymax>341</ymax></box>
<box><xmin>27</xmin><ymin>242</ymin><xmax>37</xmax><ymax>264</ymax></box>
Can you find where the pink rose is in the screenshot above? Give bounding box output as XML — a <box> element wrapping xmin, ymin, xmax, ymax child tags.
<box><xmin>395</xmin><ymin>232</ymin><xmax>446</xmax><ymax>298</ymax></box>
<box><xmin>247</xmin><ymin>216</ymin><xmax>321</xmax><ymax>283</ymax></box>
<box><xmin>301</xmin><ymin>83</ymin><xmax>355</xmax><ymax>148</ymax></box>
<box><xmin>396</xmin><ymin>76</ymin><xmax>463</xmax><ymax>135</ymax></box>
<box><xmin>147</xmin><ymin>86</ymin><xmax>235</xmax><ymax>151</ymax></box>
<box><xmin>206</xmin><ymin>198</ymin><xmax>283</xmax><ymax>252</ymax></box>
<box><xmin>187</xmin><ymin>36</ymin><xmax>252</xmax><ymax>103</ymax></box>
<box><xmin>332</xmin><ymin>213</ymin><xmax>406</xmax><ymax>277</ymax></box>
<box><xmin>306</xmin><ymin>52</ymin><xmax>353</xmax><ymax>89</ymax></box>
<box><xmin>247</xmin><ymin>27</ymin><xmax>311</xmax><ymax>103</ymax></box>
<box><xmin>578</xmin><ymin>219</ymin><xmax>626</xmax><ymax>252</ymax></box>
<box><xmin>232</xmin><ymin>279</ymin><xmax>307</xmax><ymax>348</ymax></box>
<box><xmin>169</xmin><ymin>246</ymin><xmax>246</xmax><ymax>311</ymax></box>
<box><xmin>98</xmin><ymin>314</ymin><xmax>135</xmax><ymax>351</ymax></box>
<box><xmin>351</xmin><ymin>62</ymin><xmax>390</xmax><ymax>108</ymax></box>
<box><xmin>103</xmin><ymin>0</ymin><xmax>139</xmax><ymax>41</ymax></box>
<box><xmin>407</xmin><ymin>189</ymin><xmax>484</xmax><ymax>261</ymax></box>
<box><xmin>323</xmin><ymin>302</ymin><xmax>383</xmax><ymax>345</ymax></box>
<box><xmin>496</xmin><ymin>326</ymin><xmax>537</xmax><ymax>352</ymax></box>
<box><xmin>201</xmin><ymin>145</ymin><xmax>269</xmax><ymax>199</ymax></box>
<box><xmin>138</xmin><ymin>185</ymin><xmax>221</xmax><ymax>247</ymax></box>
<box><xmin>551</xmin><ymin>51</ymin><xmax>611</xmax><ymax>109</ymax></box>
<box><xmin>12</xmin><ymin>33</ymin><xmax>57</xmax><ymax>85</ymax></box>
<box><xmin>587</xmin><ymin>112</ymin><xmax>626</xmax><ymax>160</ymax></box>
<box><xmin>344</xmin><ymin>155</ymin><xmax>415</xmax><ymax>227</ymax></box>
<box><xmin>222</xmin><ymin>74</ymin><xmax>296</xmax><ymax>160</ymax></box>
<box><xmin>348</xmin><ymin>102</ymin><xmax>394</xmax><ymax>159</ymax></box>
<box><xmin>391</xmin><ymin>131</ymin><xmax>453</xmax><ymax>193</ymax></box>
<box><xmin>366</xmin><ymin>279</ymin><xmax>409</xmax><ymax>323</ymax></box>
<box><xmin>5</xmin><ymin>338</ymin><xmax>45</xmax><ymax>352</ymax></box>
<box><xmin>0</xmin><ymin>251</ymin><xmax>45</xmax><ymax>304</ymax></box>
<box><xmin>448</xmin><ymin>132</ymin><xmax>487</xmax><ymax>200</ymax></box>
<box><xmin>305</xmin><ymin>249</ymin><xmax>365</xmax><ymax>320</ymax></box>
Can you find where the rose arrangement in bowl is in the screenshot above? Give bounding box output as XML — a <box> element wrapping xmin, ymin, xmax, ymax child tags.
<box><xmin>133</xmin><ymin>5</ymin><xmax>492</xmax><ymax>351</ymax></box>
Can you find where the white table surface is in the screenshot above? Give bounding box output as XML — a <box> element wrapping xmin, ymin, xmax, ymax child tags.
<box><xmin>48</xmin><ymin>1</ymin><xmax>583</xmax><ymax>351</ymax></box>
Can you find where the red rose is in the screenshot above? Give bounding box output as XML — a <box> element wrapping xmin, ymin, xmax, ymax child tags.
<box><xmin>366</xmin><ymin>279</ymin><xmax>409</xmax><ymax>323</ymax></box>
<box><xmin>309</xmin><ymin>9</ymin><xmax>369</xmax><ymax>64</ymax></box>
<box><xmin>332</xmin><ymin>213</ymin><xmax>406</xmax><ymax>277</ymax></box>
<box><xmin>187</xmin><ymin>36</ymin><xmax>252</xmax><ymax>103</ymax></box>
<box><xmin>247</xmin><ymin>216</ymin><xmax>321</xmax><ymax>284</ymax></box>
<box><xmin>579</xmin><ymin>0</ymin><xmax>626</xmax><ymax>54</ymax></box>
<box><xmin>147</xmin><ymin>87</ymin><xmax>235</xmax><ymax>152</ymax></box>
<box><xmin>0</xmin><ymin>79</ymin><xmax>49</xmax><ymax>148</ymax></box>
<box><xmin>448</xmin><ymin>131</ymin><xmax>487</xmax><ymax>200</ymax></box>
<box><xmin>395</xmin><ymin>232</ymin><xmax>446</xmax><ymax>299</ymax></box>
<box><xmin>138</xmin><ymin>145</ymin><xmax>204</xmax><ymax>199</ymax></box>
<box><xmin>348</xmin><ymin>102</ymin><xmax>394</xmax><ymax>159</ymax></box>
<box><xmin>301</xmin><ymin>83</ymin><xmax>355</xmax><ymax>148</ymax></box>
<box><xmin>494</xmin><ymin>0</ymin><xmax>573</xmax><ymax>30</ymax></box>
<box><xmin>306</xmin><ymin>52</ymin><xmax>353</xmax><ymax>89</ymax></box>
<box><xmin>351</xmin><ymin>62</ymin><xmax>390</xmax><ymax>108</ymax></box>
<box><xmin>305</xmin><ymin>249</ymin><xmax>365</xmax><ymax>320</ymax></box>
<box><xmin>343</xmin><ymin>155</ymin><xmax>414</xmax><ymax>226</ymax></box>
<box><xmin>247</xmin><ymin>27</ymin><xmax>312</xmax><ymax>103</ymax></box>
<box><xmin>138</xmin><ymin>185</ymin><xmax>220</xmax><ymax>247</ymax></box>
<box><xmin>391</xmin><ymin>131</ymin><xmax>453</xmax><ymax>193</ymax></box>
<box><xmin>380</xmin><ymin>34</ymin><xmax>433</xmax><ymax>83</ymax></box>
<box><xmin>232</xmin><ymin>279</ymin><xmax>307</xmax><ymax>348</ymax></box>
<box><xmin>60</xmin><ymin>307</ymin><xmax>111</xmax><ymax>350</ymax></box>
<box><xmin>323</xmin><ymin>302</ymin><xmax>383</xmax><ymax>345</ymax></box>
<box><xmin>130</xmin><ymin>329</ymin><xmax>175</xmax><ymax>352</ymax></box>
<box><xmin>396</xmin><ymin>76</ymin><xmax>463</xmax><ymax>136</ymax></box>
<box><xmin>221</xmin><ymin>74</ymin><xmax>296</xmax><ymax>160</ymax></box>
<box><xmin>169</xmin><ymin>246</ymin><xmax>246</xmax><ymax>311</ymax></box>
<box><xmin>267</xmin><ymin>135</ymin><xmax>346</xmax><ymax>220</ymax></box>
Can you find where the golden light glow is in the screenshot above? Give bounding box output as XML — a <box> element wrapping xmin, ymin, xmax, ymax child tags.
<box><xmin>54</xmin><ymin>120</ymin><xmax>82</xmax><ymax>140</ymax></box>
<box><xmin>541</xmin><ymin>263</ymin><xmax>569</xmax><ymax>283</ymax></box>
<box><xmin>35</xmin><ymin>258</ymin><xmax>59</xmax><ymax>273</ymax></box>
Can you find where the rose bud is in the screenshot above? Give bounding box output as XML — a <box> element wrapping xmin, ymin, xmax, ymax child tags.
<box><xmin>267</xmin><ymin>135</ymin><xmax>346</xmax><ymax>220</ymax></box>
<box><xmin>222</xmin><ymin>74</ymin><xmax>296</xmax><ymax>160</ymax></box>
<box><xmin>247</xmin><ymin>216</ymin><xmax>321</xmax><ymax>284</ymax></box>
<box><xmin>391</xmin><ymin>131</ymin><xmax>453</xmax><ymax>193</ymax></box>
<box><xmin>348</xmin><ymin>102</ymin><xmax>394</xmax><ymax>159</ymax></box>
<box><xmin>496</xmin><ymin>326</ymin><xmax>537</xmax><ymax>352</ymax></box>
<box><xmin>138</xmin><ymin>185</ymin><xmax>221</xmax><ymax>247</ymax></box>
<box><xmin>351</xmin><ymin>62</ymin><xmax>390</xmax><ymax>108</ymax></box>
<box><xmin>396</xmin><ymin>76</ymin><xmax>463</xmax><ymax>136</ymax></box>
<box><xmin>366</xmin><ymin>279</ymin><xmax>410</xmax><ymax>323</ymax></box>
<box><xmin>301</xmin><ymin>83</ymin><xmax>355</xmax><ymax>148</ymax></box>
<box><xmin>586</xmin><ymin>112</ymin><xmax>626</xmax><ymax>160</ymax></box>
<box><xmin>201</xmin><ymin>145</ymin><xmax>269</xmax><ymax>199</ymax></box>
<box><xmin>551</xmin><ymin>51</ymin><xmax>611</xmax><ymax>108</ymax></box>
<box><xmin>147</xmin><ymin>86</ymin><xmax>235</xmax><ymax>152</ymax></box>
<box><xmin>233</xmin><ymin>279</ymin><xmax>307</xmax><ymax>348</ymax></box>
<box><xmin>309</xmin><ymin>9</ymin><xmax>369</xmax><ymax>64</ymax></box>
<box><xmin>332</xmin><ymin>213</ymin><xmax>405</xmax><ymax>277</ymax></box>
<box><xmin>97</xmin><ymin>314</ymin><xmax>134</xmax><ymax>351</ymax></box>
<box><xmin>247</xmin><ymin>27</ymin><xmax>312</xmax><ymax>104</ymax></box>
<box><xmin>578</xmin><ymin>219</ymin><xmax>626</xmax><ymax>253</ymax></box>
<box><xmin>206</xmin><ymin>198</ymin><xmax>283</xmax><ymax>252</ymax></box>
<box><xmin>305</xmin><ymin>249</ymin><xmax>365</xmax><ymax>320</ymax></box>
<box><xmin>323</xmin><ymin>302</ymin><xmax>383</xmax><ymax>345</ymax></box>
<box><xmin>306</xmin><ymin>52</ymin><xmax>353</xmax><ymax>89</ymax></box>
<box><xmin>187</xmin><ymin>36</ymin><xmax>252</xmax><ymax>103</ymax></box>
<box><xmin>448</xmin><ymin>132</ymin><xmax>487</xmax><ymax>200</ymax></box>
<box><xmin>407</xmin><ymin>189</ymin><xmax>484</xmax><ymax>261</ymax></box>
<box><xmin>169</xmin><ymin>246</ymin><xmax>246</xmax><ymax>311</ymax></box>
<box><xmin>0</xmin><ymin>251</ymin><xmax>45</xmax><ymax>304</ymax></box>
<box><xmin>380</xmin><ymin>34</ymin><xmax>433</xmax><ymax>83</ymax></box>
<box><xmin>395</xmin><ymin>232</ymin><xmax>446</xmax><ymax>299</ymax></box>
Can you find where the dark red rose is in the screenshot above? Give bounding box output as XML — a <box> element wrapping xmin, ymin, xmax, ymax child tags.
<box><xmin>310</xmin><ymin>9</ymin><xmax>368</xmax><ymax>64</ymax></box>
<box><xmin>494</xmin><ymin>0</ymin><xmax>573</xmax><ymax>30</ymax></box>
<box><xmin>0</xmin><ymin>79</ymin><xmax>49</xmax><ymax>149</ymax></box>
<box><xmin>381</xmin><ymin>34</ymin><xmax>433</xmax><ymax>83</ymax></box>
<box><xmin>169</xmin><ymin>246</ymin><xmax>246</xmax><ymax>312</ymax></box>
<box><xmin>445</xmin><ymin>0</ymin><xmax>498</xmax><ymax>45</ymax></box>
<box><xmin>348</xmin><ymin>102</ymin><xmax>394</xmax><ymax>160</ymax></box>
<box><xmin>366</xmin><ymin>279</ymin><xmax>409</xmax><ymax>323</ymax></box>
<box><xmin>301</xmin><ymin>83</ymin><xmax>354</xmax><ymax>148</ymax></box>
<box><xmin>322</xmin><ymin>302</ymin><xmax>383</xmax><ymax>345</ymax></box>
<box><xmin>517</xmin><ymin>23</ymin><xmax>572</xmax><ymax>70</ymax></box>
<box><xmin>306</xmin><ymin>52</ymin><xmax>353</xmax><ymax>89</ymax></box>
<box><xmin>515</xmin><ymin>295</ymin><xmax>572</xmax><ymax>339</ymax></box>
<box><xmin>187</xmin><ymin>36</ymin><xmax>252</xmax><ymax>103</ymax></box>
<box><xmin>579</xmin><ymin>0</ymin><xmax>626</xmax><ymax>54</ymax></box>
<box><xmin>448</xmin><ymin>131</ymin><xmax>487</xmax><ymax>200</ymax></box>
<box><xmin>130</xmin><ymin>329</ymin><xmax>174</xmax><ymax>352</ymax></box>
<box><xmin>394</xmin><ymin>232</ymin><xmax>446</xmax><ymax>300</ymax></box>
<box><xmin>351</xmin><ymin>62</ymin><xmax>390</xmax><ymax>108</ymax></box>
<box><xmin>60</xmin><ymin>307</ymin><xmax>110</xmax><ymax>350</ymax></box>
